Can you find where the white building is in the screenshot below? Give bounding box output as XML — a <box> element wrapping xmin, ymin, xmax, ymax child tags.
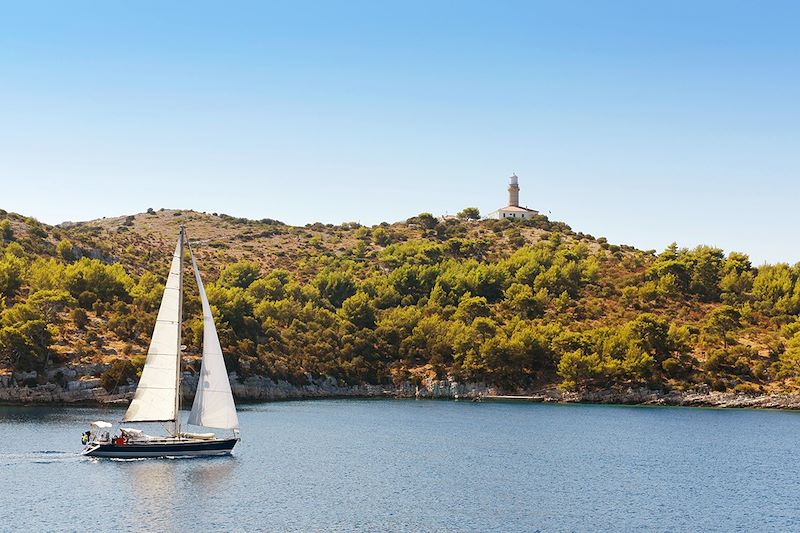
<box><xmin>486</xmin><ymin>174</ymin><xmax>539</xmax><ymax>220</ymax></box>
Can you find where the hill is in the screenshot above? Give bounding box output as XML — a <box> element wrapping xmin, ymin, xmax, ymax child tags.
<box><xmin>1</xmin><ymin>206</ymin><xmax>800</xmax><ymax>399</ymax></box>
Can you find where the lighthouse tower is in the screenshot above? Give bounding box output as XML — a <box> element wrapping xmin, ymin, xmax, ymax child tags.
<box><xmin>508</xmin><ymin>174</ymin><xmax>520</xmax><ymax>207</ymax></box>
<box><xmin>486</xmin><ymin>173</ymin><xmax>539</xmax><ymax>220</ymax></box>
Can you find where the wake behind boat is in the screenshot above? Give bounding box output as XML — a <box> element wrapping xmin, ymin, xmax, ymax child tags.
<box><xmin>82</xmin><ymin>226</ymin><xmax>240</xmax><ymax>458</ymax></box>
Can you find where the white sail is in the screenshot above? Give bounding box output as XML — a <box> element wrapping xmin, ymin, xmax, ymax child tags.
<box><xmin>123</xmin><ymin>235</ymin><xmax>182</xmax><ymax>423</ymax></box>
<box><xmin>187</xmin><ymin>247</ymin><xmax>239</xmax><ymax>430</ymax></box>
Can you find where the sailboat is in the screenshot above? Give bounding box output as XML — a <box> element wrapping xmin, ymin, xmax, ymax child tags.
<box><xmin>83</xmin><ymin>227</ymin><xmax>240</xmax><ymax>458</ymax></box>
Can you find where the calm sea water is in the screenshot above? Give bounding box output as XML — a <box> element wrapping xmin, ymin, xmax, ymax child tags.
<box><xmin>1</xmin><ymin>399</ymin><xmax>799</xmax><ymax>532</ymax></box>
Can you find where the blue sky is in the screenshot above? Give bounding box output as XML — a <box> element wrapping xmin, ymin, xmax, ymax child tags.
<box><xmin>1</xmin><ymin>1</ymin><xmax>798</xmax><ymax>264</ymax></box>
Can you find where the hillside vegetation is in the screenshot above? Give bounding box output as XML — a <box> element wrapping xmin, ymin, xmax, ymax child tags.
<box><xmin>1</xmin><ymin>207</ymin><xmax>800</xmax><ymax>396</ymax></box>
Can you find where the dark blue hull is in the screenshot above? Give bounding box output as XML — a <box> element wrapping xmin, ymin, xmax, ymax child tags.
<box><xmin>83</xmin><ymin>438</ymin><xmax>239</xmax><ymax>458</ymax></box>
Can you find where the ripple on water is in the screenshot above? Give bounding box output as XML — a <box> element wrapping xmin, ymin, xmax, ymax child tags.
<box><xmin>2</xmin><ymin>400</ymin><xmax>800</xmax><ymax>532</ymax></box>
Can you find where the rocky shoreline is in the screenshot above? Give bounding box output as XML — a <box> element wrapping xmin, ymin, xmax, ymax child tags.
<box><xmin>3</xmin><ymin>367</ymin><xmax>800</xmax><ymax>410</ymax></box>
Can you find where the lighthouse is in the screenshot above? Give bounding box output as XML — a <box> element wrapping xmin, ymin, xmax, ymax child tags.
<box><xmin>508</xmin><ymin>174</ymin><xmax>520</xmax><ymax>207</ymax></box>
<box><xmin>486</xmin><ymin>174</ymin><xmax>539</xmax><ymax>220</ymax></box>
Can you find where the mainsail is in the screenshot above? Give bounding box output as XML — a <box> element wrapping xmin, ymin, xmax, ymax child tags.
<box><xmin>123</xmin><ymin>233</ymin><xmax>183</xmax><ymax>423</ymax></box>
<box><xmin>187</xmin><ymin>246</ymin><xmax>239</xmax><ymax>430</ymax></box>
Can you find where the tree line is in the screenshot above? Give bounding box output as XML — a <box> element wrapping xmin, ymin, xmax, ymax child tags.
<box><xmin>2</xmin><ymin>210</ymin><xmax>800</xmax><ymax>394</ymax></box>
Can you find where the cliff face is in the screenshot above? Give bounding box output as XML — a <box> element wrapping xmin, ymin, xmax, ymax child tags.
<box><xmin>0</xmin><ymin>366</ymin><xmax>487</xmax><ymax>404</ymax></box>
<box><xmin>4</xmin><ymin>367</ymin><xmax>800</xmax><ymax>410</ymax></box>
<box><xmin>0</xmin><ymin>367</ymin><xmax>129</xmax><ymax>404</ymax></box>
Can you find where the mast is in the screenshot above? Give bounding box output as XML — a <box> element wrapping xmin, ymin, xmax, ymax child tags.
<box><xmin>174</xmin><ymin>225</ymin><xmax>185</xmax><ymax>438</ymax></box>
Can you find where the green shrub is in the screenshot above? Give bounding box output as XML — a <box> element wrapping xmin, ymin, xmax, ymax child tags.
<box><xmin>101</xmin><ymin>358</ymin><xmax>144</xmax><ymax>392</ymax></box>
